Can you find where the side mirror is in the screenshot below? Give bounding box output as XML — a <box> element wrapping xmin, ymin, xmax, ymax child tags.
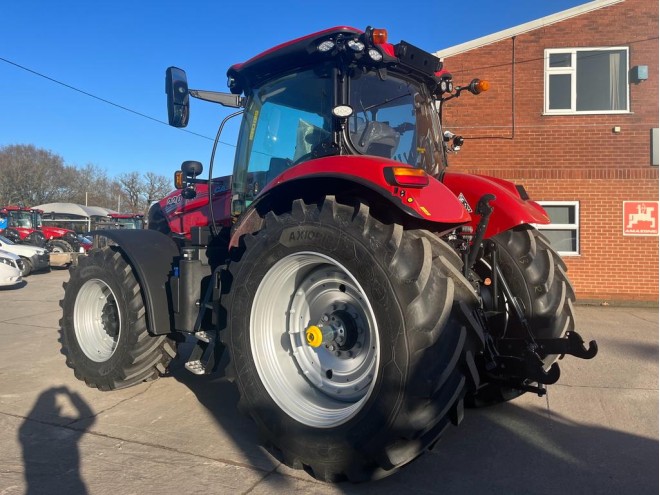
<box><xmin>166</xmin><ymin>67</ymin><xmax>190</xmax><ymax>127</ymax></box>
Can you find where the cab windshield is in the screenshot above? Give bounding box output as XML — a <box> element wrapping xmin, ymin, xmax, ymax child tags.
<box><xmin>231</xmin><ymin>65</ymin><xmax>445</xmax><ymax>206</ymax></box>
<box><xmin>9</xmin><ymin>210</ymin><xmax>34</xmax><ymax>228</ymax></box>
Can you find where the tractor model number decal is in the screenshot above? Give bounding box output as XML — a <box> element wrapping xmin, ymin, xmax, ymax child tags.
<box><xmin>164</xmin><ymin>195</ymin><xmax>183</xmax><ymax>213</ymax></box>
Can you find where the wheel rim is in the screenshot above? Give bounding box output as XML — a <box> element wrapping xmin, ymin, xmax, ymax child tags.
<box><xmin>73</xmin><ymin>279</ymin><xmax>121</xmax><ymax>362</ymax></box>
<box><xmin>250</xmin><ymin>252</ymin><xmax>379</xmax><ymax>428</ymax></box>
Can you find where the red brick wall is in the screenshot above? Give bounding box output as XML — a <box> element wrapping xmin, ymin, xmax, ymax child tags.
<box><xmin>442</xmin><ymin>0</ymin><xmax>659</xmax><ymax>302</ymax></box>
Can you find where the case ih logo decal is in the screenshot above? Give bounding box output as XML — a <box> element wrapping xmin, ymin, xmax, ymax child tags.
<box><xmin>623</xmin><ymin>201</ymin><xmax>659</xmax><ymax>236</ymax></box>
<box><xmin>458</xmin><ymin>193</ymin><xmax>473</xmax><ymax>213</ymax></box>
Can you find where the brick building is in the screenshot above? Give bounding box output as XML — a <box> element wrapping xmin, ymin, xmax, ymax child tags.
<box><xmin>436</xmin><ymin>0</ymin><xmax>659</xmax><ymax>302</ymax></box>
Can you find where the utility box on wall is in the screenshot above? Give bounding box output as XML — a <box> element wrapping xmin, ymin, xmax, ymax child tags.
<box><xmin>631</xmin><ymin>65</ymin><xmax>649</xmax><ymax>82</ymax></box>
<box><xmin>653</xmin><ymin>128</ymin><xmax>659</xmax><ymax>166</ymax></box>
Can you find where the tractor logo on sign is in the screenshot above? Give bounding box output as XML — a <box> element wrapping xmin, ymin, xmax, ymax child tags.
<box><xmin>623</xmin><ymin>201</ymin><xmax>659</xmax><ymax>236</ymax></box>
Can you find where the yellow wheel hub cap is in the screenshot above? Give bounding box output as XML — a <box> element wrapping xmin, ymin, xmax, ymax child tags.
<box><xmin>305</xmin><ymin>325</ymin><xmax>323</xmax><ymax>348</ymax></box>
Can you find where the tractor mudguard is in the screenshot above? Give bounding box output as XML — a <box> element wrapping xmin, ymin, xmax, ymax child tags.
<box><xmin>442</xmin><ymin>171</ymin><xmax>550</xmax><ymax>238</ymax></box>
<box><xmin>92</xmin><ymin>229</ymin><xmax>179</xmax><ymax>335</ymax></box>
<box><xmin>257</xmin><ymin>155</ymin><xmax>471</xmax><ymax>224</ymax></box>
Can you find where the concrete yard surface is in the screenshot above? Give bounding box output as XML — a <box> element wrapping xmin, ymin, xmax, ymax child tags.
<box><xmin>0</xmin><ymin>268</ymin><xmax>657</xmax><ymax>494</ymax></box>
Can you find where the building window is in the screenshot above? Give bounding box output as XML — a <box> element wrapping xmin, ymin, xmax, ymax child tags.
<box><xmin>544</xmin><ymin>47</ymin><xmax>629</xmax><ymax>114</ymax></box>
<box><xmin>535</xmin><ymin>201</ymin><xmax>580</xmax><ymax>256</ymax></box>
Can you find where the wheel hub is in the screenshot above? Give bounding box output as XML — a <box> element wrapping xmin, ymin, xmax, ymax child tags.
<box><xmin>250</xmin><ymin>252</ymin><xmax>380</xmax><ymax>428</ymax></box>
<box><xmin>305</xmin><ymin>309</ymin><xmax>361</xmax><ymax>354</ymax></box>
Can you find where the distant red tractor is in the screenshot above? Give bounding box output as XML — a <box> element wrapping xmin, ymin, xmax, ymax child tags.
<box><xmin>94</xmin><ymin>213</ymin><xmax>144</xmax><ymax>230</ymax></box>
<box><xmin>0</xmin><ymin>205</ymin><xmax>82</xmax><ymax>253</ymax></box>
<box><xmin>61</xmin><ymin>26</ymin><xmax>597</xmax><ymax>482</ymax></box>
<box><xmin>0</xmin><ymin>206</ymin><xmax>47</xmax><ymax>247</ymax></box>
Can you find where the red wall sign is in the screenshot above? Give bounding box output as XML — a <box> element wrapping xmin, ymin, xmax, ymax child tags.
<box><xmin>623</xmin><ymin>201</ymin><xmax>659</xmax><ymax>236</ymax></box>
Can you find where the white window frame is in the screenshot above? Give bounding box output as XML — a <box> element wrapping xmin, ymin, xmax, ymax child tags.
<box><xmin>544</xmin><ymin>47</ymin><xmax>630</xmax><ymax>115</ymax></box>
<box><xmin>535</xmin><ymin>201</ymin><xmax>580</xmax><ymax>256</ymax></box>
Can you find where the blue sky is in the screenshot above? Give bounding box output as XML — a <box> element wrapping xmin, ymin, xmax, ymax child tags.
<box><xmin>1</xmin><ymin>0</ymin><xmax>588</xmax><ymax>179</ymax></box>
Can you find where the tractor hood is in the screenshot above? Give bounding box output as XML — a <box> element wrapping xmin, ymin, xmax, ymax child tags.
<box><xmin>41</xmin><ymin>226</ymin><xmax>75</xmax><ymax>239</ymax></box>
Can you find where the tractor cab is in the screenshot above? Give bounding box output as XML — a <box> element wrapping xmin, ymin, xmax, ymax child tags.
<box><xmin>166</xmin><ymin>27</ymin><xmax>484</xmax><ymax>218</ymax></box>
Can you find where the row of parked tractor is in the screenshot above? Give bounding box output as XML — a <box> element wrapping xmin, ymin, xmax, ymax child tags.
<box><xmin>0</xmin><ymin>204</ymin><xmax>143</xmax><ymax>288</ymax></box>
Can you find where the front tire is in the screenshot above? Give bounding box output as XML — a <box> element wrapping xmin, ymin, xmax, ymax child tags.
<box><xmin>19</xmin><ymin>257</ymin><xmax>32</xmax><ymax>277</ymax></box>
<box><xmin>226</xmin><ymin>196</ymin><xmax>478</xmax><ymax>482</ymax></box>
<box><xmin>50</xmin><ymin>239</ymin><xmax>73</xmax><ymax>253</ymax></box>
<box><xmin>59</xmin><ymin>247</ymin><xmax>176</xmax><ymax>390</ymax></box>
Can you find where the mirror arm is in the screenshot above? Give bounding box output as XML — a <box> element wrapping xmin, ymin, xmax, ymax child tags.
<box><xmin>189</xmin><ymin>89</ymin><xmax>245</xmax><ymax>108</ymax></box>
<box><xmin>186</xmin><ymin>177</ymin><xmax>209</xmax><ymax>185</ymax></box>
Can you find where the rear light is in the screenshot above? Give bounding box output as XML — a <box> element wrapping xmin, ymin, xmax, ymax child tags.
<box><xmin>318</xmin><ymin>40</ymin><xmax>335</xmax><ymax>52</ymax></box>
<box><xmin>368</xmin><ymin>49</ymin><xmax>383</xmax><ymax>61</ymax></box>
<box><xmin>347</xmin><ymin>39</ymin><xmax>365</xmax><ymax>52</ymax></box>
<box><xmin>384</xmin><ymin>167</ymin><xmax>429</xmax><ymax>188</ymax></box>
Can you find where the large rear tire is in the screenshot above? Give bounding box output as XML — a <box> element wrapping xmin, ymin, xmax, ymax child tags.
<box><xmin>59</xmin><ymin>247</ymin><xmax>176</xmax><ymax>390</ymax></box>
<box><xmin>469</xmin><ymin>225</ymin><xmax>576</xmax><ymax>407</ymax></box>
<box><xmin>225</xmin><ymin>196</ymin><xmax>479</xmax><ymax>482</ymax></box>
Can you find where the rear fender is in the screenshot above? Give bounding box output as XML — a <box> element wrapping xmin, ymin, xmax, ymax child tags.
<box><xmin>442</xmin><ymin>172</ymin><xmax>550</xmax><ymax>238</ymax></box>
<box><xmin>255</xmin><ymin>155</ymin><xmax>470</xmax><ymax>223</ymax></box>
<box><xmin>92</xmin><ymin>229</ymin><xmax>179</xmax><ymax>335</ymax></box>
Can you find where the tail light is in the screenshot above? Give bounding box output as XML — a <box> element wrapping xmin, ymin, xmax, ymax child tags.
<box><xmin>384</xmin><ymin>167</ymin><xmax>429</xmax><ymax>188</ymax></box>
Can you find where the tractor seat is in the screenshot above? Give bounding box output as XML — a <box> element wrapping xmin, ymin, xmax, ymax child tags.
<box><xmin>350</xmin><ymin>121</ymin><xmax>400</xmax><ymax>159</ymax></box>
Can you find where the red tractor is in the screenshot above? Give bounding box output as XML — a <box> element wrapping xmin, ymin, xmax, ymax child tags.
<box><xmin>0</xmin><ymin>206</ymin><xmax>48</xmax><ymax>247</ymax></box>
<box><xmin>0</xmin><ymin>205</ymin><xmax>82</xmax><ymax>253</ymax></box>
<box><xmin>60</xmin><ymin>27</ymin><xmax>597</xmax><ymax>482</ymax></box>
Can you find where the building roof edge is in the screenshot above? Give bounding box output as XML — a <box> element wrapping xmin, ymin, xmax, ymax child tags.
<box><xmin>434</xmin><ymin>0</ymin><xmax>625</xmax><ymax>58</ymax></box>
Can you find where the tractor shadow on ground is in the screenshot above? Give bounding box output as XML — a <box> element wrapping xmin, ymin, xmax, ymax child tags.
<box><xmin>168</xmin><ymin>343</ymin><xmax>284</xmax><ymax>472</ymax></box>
<box><xmin>169</xmin><ymin>341</ymin><xmax>658</xmax><ymax>495</ymax></box>
<box><xmin>374</xmin><ymin>402</ymin><xmax>658</xmax><ymax>495</ymax></box>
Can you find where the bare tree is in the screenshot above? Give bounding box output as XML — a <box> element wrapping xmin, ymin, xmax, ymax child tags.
<box><xmin>117</xmin><ymin>172</ymin><xmax>143</xmax><ymax>213</ymax></box>
<box><xmin>0</xmin><ymin>144</ymin><xmax>74</xmax><ymax>205</ymax></box>
<box><xmin>144</xmin><ymin>172</ymin><xmax>171</xmax><ymax>205</ymax></box>
<box><xmin>0</xmin><ymin>144</ymin><xmax>172</xmax><ymax>213</ymax></box>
